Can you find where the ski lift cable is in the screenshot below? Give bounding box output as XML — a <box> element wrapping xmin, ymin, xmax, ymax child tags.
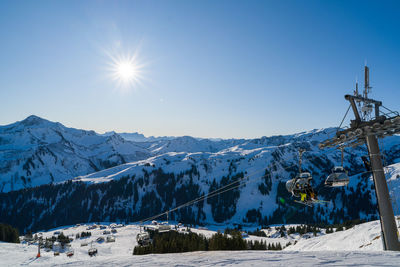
<box><xmin>168</xmin><ymin>164</ymin><xmax>274</xmax><ymax>209</ymax></box>
<box><xmin>135</xmin><ymin>162</ymin><xmax>380</xmax><ymax>225</ymax></box>
<box><xmin>132</xmin><ymin>147</ymin><xmax>379</xmax><ymax>225</ymax></box>
<box><xmin>131</xmin><ymin>121</ymin><xmax>378</xmax><ymax>225</ymax></box>
<box><xmin>135</xmin><ymin>175</ymin><xmax>269</xmax><ymax>224</ymax></box>
<box><xmin>139</xmin><ymin>146</ymin><xmax>346</xmax><ymax>224</ymax></box>
<box><xmin>167</xmin><ymin>175</ymin><xmax>262</xmax><ymax>216</ymax></box>
<box><xmin>137</xmin><ymin>169</ymin><xmax>266</xmax><ymax>225</ymax></box>
<box><xmin>133</xmin><ymin>159</ymin><xmax>302</xmax><ymax>224</ymax></box>
<box><xmin>381</xmin><ymin>105</ymin><xmax>399</xmax><ymax>117</ymax></box>
<box><xmin>134</xmin><ymin>146</ymin><xmax>327</xmax><ymax>224</ymax></box>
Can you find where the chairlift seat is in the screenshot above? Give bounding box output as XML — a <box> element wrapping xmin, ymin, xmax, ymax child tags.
<box><xmin>286</xmin><ymin>175</ymin><xmax>313</xmax><ymax>197</ymax></box>
<box><xmin>299</xmin><ymin>172</ymin><xmax>312</xmax><ymax>179</ymax></box>
<box><xmin>136</xmin><ymin>232</ymin><xmax>152</xmax><ymax>246</ymax></box>
<box><xmin>325</xmin><ymin>167</ymin><xmax>349</xmax><ymax>187</ymax></box>
<box><xmin>285</xmin><ymin>179</ymin><xmax>295</xmax><ymax>193</ymax></box>
<box><xmin>286</xmin><ymin>179</ymin><xmax>301</xmax><ymax>197</ymax></box>
<box><xmin>332</xmin><ymin>166</ymin><xmax>345</xmax><ymax>173</ymax></box>
<box><xmin>88</xmin><ymin>248</ymin><xmax>97</xmax><ymax>256</ymax></box>
<box><xmin>158</xmin><ymin>224</ymin><xmax>171</xmax><ymax>233</ymax></box>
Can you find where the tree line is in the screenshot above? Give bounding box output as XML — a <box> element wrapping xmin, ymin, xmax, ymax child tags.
<box><xmin>133</xmin><ymin>229</ymin><xmax>282</xmax><ymax>255</ymax></box>
<box><xmin>0</xmin><ymin>223</ymin><xmax>19</xmax><ymax>243</ymax></box>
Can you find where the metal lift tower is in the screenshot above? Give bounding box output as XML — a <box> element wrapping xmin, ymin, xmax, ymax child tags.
<box><xmin>319</xmin><ymin>66</ymin><xmax>400</xmax><ymax>251</ymax></box>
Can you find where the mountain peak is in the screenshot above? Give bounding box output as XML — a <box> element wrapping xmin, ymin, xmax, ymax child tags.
<box><xmin>21</xmin><ymin>115</ymin><xmax>48</xmax><ymax>126</ymax></box>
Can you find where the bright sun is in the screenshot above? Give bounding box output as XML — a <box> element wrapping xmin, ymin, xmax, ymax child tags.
<box><xmin>107</xmin><ymin>49</ymin><xmax>145</xmax><ymax>91</ymax></box>
<box><xmin>117</xmin><ymin>61</ymin><xmax>137</xmax><ymax>82</ymax></box>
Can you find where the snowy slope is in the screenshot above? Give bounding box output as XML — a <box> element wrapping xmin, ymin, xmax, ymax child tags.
<box><xmin>74</xmin><ymin>128</ymin><xmax>400</xmax><ymax>225</ymax></box>
<box><xmin>3</xmin><ymin>115</ymin><xmax>400</xmax><ymax>196</ymax></box>
<box><xmin>2</xmin><ymin>115</ymin><xmax>400</xmax><ymax>231</ymax></box>
<box><xmin>101</xmin><ymin>131</ymin><xmax>175</xmax><ymax>142</ymax></box>
<box><xmin>3</xmin><ymin>244</ymin><xmax>400</xmax><ymax>267</ymax></box>
<box><xmin>286</xmin><ymin>220</ymin><xmax>386</xmax><ymax>251</ymax></box>
<box><xmin>0</xmin><ymin>116</ymin><xmax>150</xmax><ymax>192</ymax></box>
<box><xmin>1</xmin><ymin>219</ymin><xmax>400</xmax><ymax>266</ymax></box>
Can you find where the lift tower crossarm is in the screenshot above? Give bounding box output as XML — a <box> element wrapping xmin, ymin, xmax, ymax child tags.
<box><xmin>319</xmin><ymin>66</ymin><xmax>400</xmax><ymax>251</ymax></box>
<box><xmin>344</xmin><ymin>94</ymin><xmax>382</xmax><ymax>121</ymax></box>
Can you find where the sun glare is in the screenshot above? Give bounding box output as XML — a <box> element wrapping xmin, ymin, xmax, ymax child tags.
<box><xmin>106</xmin><ymin>48</ymin><xmax>145</xmax><ymax>91</ymax></box>
<box><xmin>117</xmin><ymin>61</ymin><xmax>136</xmax><ymax>81</ymax></box>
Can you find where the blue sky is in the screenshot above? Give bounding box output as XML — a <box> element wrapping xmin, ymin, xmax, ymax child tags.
<box><xmin>0</xmin><ymin>0</ymin><xmax>399</xmax><ymax>138</ymax></box>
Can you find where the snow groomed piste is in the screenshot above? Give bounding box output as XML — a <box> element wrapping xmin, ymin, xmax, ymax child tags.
<box><xmin>2</xmin><ymin>218</ymin><xmax>400</xmax><ymax>266</ymax></box>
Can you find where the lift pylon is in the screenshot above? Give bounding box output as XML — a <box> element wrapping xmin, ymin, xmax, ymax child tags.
<box><xmin>319</xmin><ymin>66</ymin><xmax>400</xmax><ymax>251</ymax></box>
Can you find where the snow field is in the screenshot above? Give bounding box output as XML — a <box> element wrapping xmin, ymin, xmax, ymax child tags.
<box><xmin>2</xmin><ymin>219</ymin><xmax>400</xmax><ymax>266</ymax></box>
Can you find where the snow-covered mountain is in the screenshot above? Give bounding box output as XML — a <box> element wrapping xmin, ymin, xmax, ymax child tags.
<box><xmin>101</xmin><ymin>131</ymin><xmax>175</xmax><ymax>143</ymax></box>
<box><xmin>0</xmin><ymin>116</ymin><xmax>244</xmax><ymax>192</ymax></box>
<box><xmin>0</xmin><ymin>116</ymin><xmax>150</xmax><ymax>192</ymax></box>
<box><xmin>1</xmin><ymin>115</ymin><xmax>400</xmax><ymax>233</ymax></box>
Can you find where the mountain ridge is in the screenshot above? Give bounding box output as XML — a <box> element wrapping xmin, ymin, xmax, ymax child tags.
<box><xmin>1</xmin><ymin>115</ymin><xmax>400</xmax><ymax>232</ymax></box>
<box><xmin>0</xmin><ymin>115</ymin><xmax>339</xmax><ymax>192</ymax></box>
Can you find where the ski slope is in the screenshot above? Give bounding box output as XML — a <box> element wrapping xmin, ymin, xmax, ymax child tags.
<box><xmin>1</xmin><ymin>219</ymin><xmax>400</xmax><ymax>266</ymax></box>
<box><xmin>286</xmin><ymin>219</ymin><xmax>385</xmax><ymax>251</ymax></box>
<box><xmin>2</xmin><ymin>249</ymin><xmax>399</xmax><ymax>267</ymax></box>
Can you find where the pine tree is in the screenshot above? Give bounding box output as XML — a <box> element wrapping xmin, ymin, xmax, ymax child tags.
<box><xmin>0</xmin><ymin>223</ymin><xmax>19</xmax><ymax>243</ymax></box>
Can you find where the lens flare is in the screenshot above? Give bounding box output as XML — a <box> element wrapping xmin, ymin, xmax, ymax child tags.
<box><xmin>106</xmin><ymin>47</ymin><xmax>146</xmax><ymax>92</ymax></box>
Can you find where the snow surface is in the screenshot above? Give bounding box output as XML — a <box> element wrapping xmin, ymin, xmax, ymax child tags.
<box><xmin>2</xmin><ymin>219</ymin><xmax>400</xmax><ymax>266</ymax></box>
<box><xmin>2</xmin><ymin>249</ymin><xmax>400</xmax><ymax>267</ymax></box>
<box><xmin>0</xmin><ymin>116</ymin><xmax>150</xmax><ymax>192</ymax></box>
<box><xmin>286</xmin><ymin>220</ymin><xmax>385</xmax><ymax>251</ymax></box>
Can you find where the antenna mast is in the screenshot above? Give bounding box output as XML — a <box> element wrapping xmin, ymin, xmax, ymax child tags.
<box><xmin>364</xmin><ymin>65</ymin><xmax>370</xmax><ymax>98</ymax></box>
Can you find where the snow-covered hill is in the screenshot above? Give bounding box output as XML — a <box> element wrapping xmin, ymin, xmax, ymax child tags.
<box><xmin>71</xmin><ymin>128</ymin><xmax>400</xmax><ymax>227</ymax></box>
<box><xmin>1</xmin><ymin>115</ymin><xmax>400</xmax><ymax>232</ymax></box>
<box><xmin>1</xmin><ymin>219</ymin><xmax>400</xmax><ymax>266</ymax></box>
<box><xmin>0</xmin><ymin>116</ymin><xmax>152</xmax><ymax>192</ymax></box>
<box><xmin>101</xmin><ymin>131</ymin><xmax>175</xmax><ymax>143</ymax></box>
<box><xmin>3</xmin><ymin>248</ymin><xmax>399</xmax><ymax>267</ymax></box>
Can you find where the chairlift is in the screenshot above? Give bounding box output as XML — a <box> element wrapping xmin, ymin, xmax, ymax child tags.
<box><xmin>286</xmin><ymin>172</ymin><xmax>313</xmax><ymax>197</ymax></box>
<box><xmin>158</xmin><ymin>224</ymin><xmax>172</xmax><ymax>233</ymax></box>
<box><xmin>325</xmin><ymin>147</ymin><xmax>349</xmax><ymax>187</ymax></box>
<box><xmin>88</xmin><ymin>247</ymin><xmax>97</xmax><ymax>257</ymax></box>
<box><xmin>286</xmin><ymin>150</ymin><xmax>314</xmax><ymax>197</ymax></box>
<box><xmin>157</xmin><ymin>211</ymin><xmax>172</xmax><ymax>233</ymax></box>
<box><xmin>136</xmin><ymin>232</ymin><xmax>152</xmax><ymax>246</ymax></box>
<box><xmin>88</xmin><ymin>241</ymin><xmax>98</xmax><ymax>257</ymax></box>
<box><xmin>136</xmin><ymin>223</ymin><xmax>153</xmax><ymax>246</ymax></box>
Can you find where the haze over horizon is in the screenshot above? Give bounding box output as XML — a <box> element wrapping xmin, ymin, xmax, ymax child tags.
<box><xmin>1</xmin><ymin>0</ymin><xmax>399</xmax><ymax>139</ymax></box>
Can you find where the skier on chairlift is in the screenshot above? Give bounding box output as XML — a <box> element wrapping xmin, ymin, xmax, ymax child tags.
<box><xmin>287</xmin><ymin>171</ymin><xmax>317</xmax><ymax>204</ymax></box>
<box><xmin>302</xmin><ymin>182</ymin><xmax>318</xmax><ymax>202</ymax></box>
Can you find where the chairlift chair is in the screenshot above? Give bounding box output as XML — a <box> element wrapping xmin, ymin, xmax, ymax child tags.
<box><xmin>157</xmin><ymin>211</ymin><xmax>172</xmax><ymax>233</ymax></box>
<box><xmin>136</xmin><ymin>232</ymin><xmax>152</xmax><ymax>246</ymax></box>
<box><xmin>88</xmin><ymin>247</ymin><xmax>97</xmax><ymax>257</ymax></box>
<box><xmin>286</xmin><ymin>150</ymin><xmax>314</xmax><ymax>197</ymax></box>
<box><xmin>158</xmin><ymin>224</ymin><xmax>171</xmax><ymax>233</ymax></box>
<box><xmin>88</xmin><ymin>241</ymin><xmax>98</xmax><ymax>256</ymax></box>
<box><xmin>286</xmin><ymin>172</ymin><xmax>313</xmax><ymax>196</ymax></box>
<box><xmin>325</xmin><ymin>166</ymin><xmax>349</xmax><ymax>187</ymax></box>
<box><xmin>325</xmin><ymin>147</ymin><xmax>349</xmax><ymax>187</ymax></box>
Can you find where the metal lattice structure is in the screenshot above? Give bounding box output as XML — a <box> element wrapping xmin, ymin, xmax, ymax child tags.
<box><xmin>319</xmin><ymin>66</ymin><xmax>400</xmax><ymax>251</ymax></box>
<box><xmin>319</xmin><ymin>108</ymin><xmax>400</xmax><ymax>149</ymax></box>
